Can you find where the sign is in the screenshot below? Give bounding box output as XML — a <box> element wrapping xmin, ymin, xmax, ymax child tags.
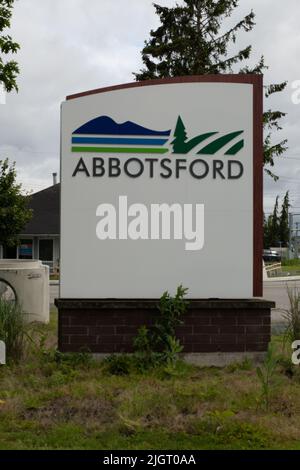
<box><xmin>60</xmin><ymin>76</ymin><xmax>262</xmax><ymax>299</ymax></box>
<box><xmin>19</xmin><ymin>241</ymin><xmax>33</xmax><ymax>258</ymax></box>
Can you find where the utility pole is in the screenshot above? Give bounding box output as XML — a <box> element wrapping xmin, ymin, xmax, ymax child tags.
<box><xmin>289</xmin><ymin>213</ymin><xmax>293</xmax><ymax>259</ymax></box>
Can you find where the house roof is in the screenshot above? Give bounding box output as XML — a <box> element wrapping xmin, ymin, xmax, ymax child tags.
<box><xmin>22</xmin><ymin>184</ymin><xmax>60</xmax><ymax>235</ymax></box>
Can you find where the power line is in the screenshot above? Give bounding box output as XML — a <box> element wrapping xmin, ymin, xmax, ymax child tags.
<box><xmin>275</xmin><ymin>156</ymin><xmax>300</xmax><ymax>162</ymax></box>
<box><xmin>0</xmin><ymin>150</ymin><xmax>58</xmax><ymax>155</ymax></box>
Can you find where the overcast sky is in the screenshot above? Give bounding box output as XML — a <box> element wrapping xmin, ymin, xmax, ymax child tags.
<box><xmin>1</xmin><ymin>0</ymin><xmax>300</xmax><ymax>214</ymax></box>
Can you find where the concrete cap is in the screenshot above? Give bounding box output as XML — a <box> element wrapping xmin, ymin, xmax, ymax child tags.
<box><xmin>0</xmin><ymin>259</ymin><xmax>43</xmax><ymax>270</ymax></box>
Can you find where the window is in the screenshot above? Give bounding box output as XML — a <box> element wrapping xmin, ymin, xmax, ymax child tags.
<box><xmin>18</xmin><ymin>239</ymin><xmax>33</xmax><ymax>259</ymax></box>
<box><xmin>3</xmin><ymin>244</ymin><xmax>17</xmax><ymax>259</ymax></box>
<box><xmin>39</xmin><ymin>239</ymin><xmax>53</xmax><ymax>262</ymax></box>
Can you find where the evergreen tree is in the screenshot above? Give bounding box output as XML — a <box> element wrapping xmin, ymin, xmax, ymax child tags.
<box><xmin>269</xmin><ymin>195</ymin><xmax>279</xmax><ymax>247</ymax></box>
<box><xmin>0</xmin><ymin>159</ymin><xmax>32</xmax><ymax>247</ymax></box>
<box><xmin>0</xmin><ymin>0</ymin><xmax>19</xmax><ymax>92</ymax></box>
<box><xmin>279</xmin><ymin>191</ymin><xmax>290</xmax><ymax>247</ymax></box>
<box><xmin>264</xmin><ymin>194</ymin><xmax>291</xmax><ymax>249</ymax></box>
<box><xmin>263</xmin><ymin>213</ymin><xmax>270</xmax><ymax>249</ymax></box>
<box><xmin>135</xmin><ymin>0</ymin><xmax>287</xmax><ymax>178</ymax></box>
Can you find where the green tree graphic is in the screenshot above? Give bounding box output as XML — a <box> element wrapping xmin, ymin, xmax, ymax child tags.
<box><xmin>172</xmin><ymin>116</ymin><xmax>187</xmax><ymax>153</ymax></box>
<box><xmin>171</xmin><ymin>116</ymin><xmax>218</xmax><ymax>154</ymax></box>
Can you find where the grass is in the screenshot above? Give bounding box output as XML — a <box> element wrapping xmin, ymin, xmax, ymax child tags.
<box><xmin>281</xmin><ymin>259</ymin><xmax>300</xmax><ymax>267</ymax></box>
<box><xmin>281</xmin><ymin>265</ymin><xmax>300</xmax><ymax>274</ymax></box>
<box><xmin>0</xmin><ymin>309</ymin><xmax>300</xmax><ymax>450</ymax></box>
<box><xmin>265</xmin><ymin>258</ymin><xmax>300</xmax><ymax>277</ymax></box>
<box><xmin>281</xmin><ymin>258</ymin><xmax>300</xmax><ymax>274</ymax></box>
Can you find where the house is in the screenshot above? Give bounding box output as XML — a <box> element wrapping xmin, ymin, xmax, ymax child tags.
<box><xmin>0</xmin><ymin>179</ymin><xmax>60</xmax><ymax>272</ymax></box>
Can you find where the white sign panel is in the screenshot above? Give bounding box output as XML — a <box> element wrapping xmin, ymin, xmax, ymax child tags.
<box><xmin>60</xmin><ymin>77</ymin><xmax>261</xmax><ymax>299</ymax></box>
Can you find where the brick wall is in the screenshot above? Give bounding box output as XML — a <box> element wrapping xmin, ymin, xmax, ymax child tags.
<box><xmin>55</xmin><ymin>299</ymin><xmax>274</xmax><ymax>354</ymax></box>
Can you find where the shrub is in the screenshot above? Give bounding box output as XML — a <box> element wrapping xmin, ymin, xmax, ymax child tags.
<box><xmin>153</xmin><ymin>285</ymin><xmax>189</xmax><ymax>349</ymax></box>
<box><xmin>102</xmin><ymin>286</ymin><xmax>190</xmax><ymax>375</ymax></box>
<box><xmin>0</xmin><ymin>299</ymin><xmax>28</xmax><ymax>362</ymax></box>
<box><xmin>283</xmin><ymin>287</ymin><xmax>300</xmax><ymax>344</ymax></box>
<box><xmin>134</xmin><ymin>285</ymin><xmax>189</xmax><ymax>371</ymax></box>
<box><xmin>133</xmin><ymin>326</ymin><xmax>163</xmax><ymax>372</ymax></box>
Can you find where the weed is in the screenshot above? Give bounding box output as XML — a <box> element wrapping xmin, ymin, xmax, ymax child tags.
<box><xmin>256</xmin><ymin>343</ymin><xmax>278</xmax><ymax>410</ymax></box>
<box><xmin>220</xmin><ymin>421</ymin><xmax>270</xmax><ymax>449</ymax></box>
<box><xmin>226</xmin><ymin>358</ymin><xmax>253</xmax><ymax>373</ymax></box>
<box><xmin>0</xmin><ymin>308</ymin><xmax>299</xmax><ymax>450</ymax></box>
<box><xmin>39</xmin><ymin>348</ymin><xmax>92</xmax><ymax>370</ymax></box>
<box><xmin>103</xmin><ymin>354</ymin><xmax>132</xmax><ymax>376</ymax></box>
<box><xmin>277</xmin><ymin>354</ymin><xmax>295</xmax><ymax>379</ymax></box>
<box><xmin>189</xmin><ymin>411</ymin><xmax>270</xmax><ymax>448</ymax></box>
<box><xmin>204</xmin><ymin>409</ymin><xmax>235</xmax><ymax>432</ymax></box>
<box><xmin>53</xmin><ymin>350</ymin><xmax>92</xmax><ymax>368</ymax></box>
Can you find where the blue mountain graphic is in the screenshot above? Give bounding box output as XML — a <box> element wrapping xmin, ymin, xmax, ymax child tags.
<box><xmin>73</xmin><ymin>115</ymin><xmax>171</xmax><ymax>136</ymax></box>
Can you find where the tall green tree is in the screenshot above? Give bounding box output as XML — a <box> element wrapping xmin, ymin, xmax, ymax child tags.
<box><xmin>0</xmin><ymin>0</ymin><xmax>19</xmax><ymax>92</ymax></box>
<box><xmin>0</xmin><ymin>3</ymin><xmax>23</xmax><ymax>247</ymax></box>
<box><xmin>279</xmin><ymin>191</ymin><xmax>290</xmax><ymax>247</ymax></box>
<box><xmin>135</xmin><ymin>0</ymin><xmax>287</xmax><ymax>178</ymax></box>
<box><xmin>264</xmin><ymin>193</ymin><xmax>290</xmax><ymax>249</ymax></box>
<box><xmin>263</xmin><ymin>213</ymin><xmax>271</xmax><ymax>249</ymax></box>
<box><xmin>269</xmin><ymin>195</ymin><xmax>280</xmax><ymax>247</ymax></box>
<box><xmin>0</xmin><ymin>159</ymin><xmax>32</xmax><ymax>247</ymax></box>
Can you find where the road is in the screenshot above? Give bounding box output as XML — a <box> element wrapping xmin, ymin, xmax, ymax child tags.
<box><xmin>50</xmin><ymin>283</ymin><xmax>59</xmax><ymax>306</ymax></box>
<box><xmin>51</xmin><ymin>279</ymin><xmax>300</xmax><ymax>325</ymax></box>
<box><xmin>263</xmin><ymin>278</ymin><xmax>300</xmax><ymax>325</ymax></box>
<box><xmin>264</xmin><ymin>279</ymin><xmax>300</xmax><ymax>310</ymax></box>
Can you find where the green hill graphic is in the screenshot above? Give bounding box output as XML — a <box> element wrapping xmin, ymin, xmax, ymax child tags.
<box><xmin>171</xmin><ymin>116</ymin><xmax>244</xmax><ymax>156</ymax></box>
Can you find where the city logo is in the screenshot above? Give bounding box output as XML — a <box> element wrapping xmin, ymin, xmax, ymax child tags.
<box><xmin>71</xmin><ymin>116</ymin><xmax>245</xmax><ymax>180</ymax></box>
<box><xmin>72</xmin><ymin>115</ymin><xmax>244</xmax><ymax>156</ymax></box>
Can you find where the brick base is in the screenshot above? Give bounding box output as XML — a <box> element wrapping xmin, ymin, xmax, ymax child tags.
<box><xmin>55</xmin><ymin>299</ymin><xmax>275</xmax><ymax>354</ymax></box>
